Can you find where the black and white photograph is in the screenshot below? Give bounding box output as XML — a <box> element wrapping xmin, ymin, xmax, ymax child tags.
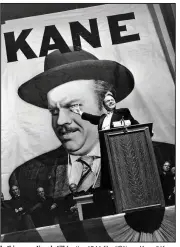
<box><xmin>1</xmin><ymin>3</ymin><xmax>175</xmax><ymax>243</ymax></box>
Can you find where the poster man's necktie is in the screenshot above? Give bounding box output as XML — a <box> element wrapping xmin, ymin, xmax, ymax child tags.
<box><xmin>69</xmin><ymin>156</ymin><xmax>95</xmax><ymax>193</ymax></box>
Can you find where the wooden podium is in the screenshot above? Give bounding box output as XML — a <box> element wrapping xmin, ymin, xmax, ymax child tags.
<box><xmin>99</xmin><ymin>123</ymin><xmax>165</xmax><ymax>214</ymax></box>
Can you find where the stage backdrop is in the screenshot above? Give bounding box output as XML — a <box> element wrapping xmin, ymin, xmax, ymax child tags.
<box><xmin>1</xmin><ymin>4</ymin><xmax>175</xmax><ymax>199</ymax></box>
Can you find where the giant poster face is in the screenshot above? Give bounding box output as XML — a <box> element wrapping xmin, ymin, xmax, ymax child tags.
<box><xmin>1</xmin><ymin>3</ymin><xmax>175</xmax><ymax>238</ymax></box>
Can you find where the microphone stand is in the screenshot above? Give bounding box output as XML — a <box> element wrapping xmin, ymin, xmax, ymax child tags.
<box><xmin>121</xmin><ymin>116</ymin><xmax>128</xmax><ymax>133</ymax></box>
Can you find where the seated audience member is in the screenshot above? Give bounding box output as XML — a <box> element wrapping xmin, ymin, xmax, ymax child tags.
<box><xmin>168</xmin><ymin>166</ymin><xmax>175</xmax><ymax>205</ymax></box>
<box><xmin>171</xmin><ymin>166</ymin><xmax>175</xmax><ymax>178</ymax></box>
<box><xmin>31</xmin><ymin>187</ymin><xmax>79</xmax><ymax>226</ymax></box>
<box><xmin>160</xmin><ymin>161</ymin><xmax>174</xmax><ymax>205</ymax></box>
<box><xmin>9</xmin><ymin>185</ymin><xmax>35</xmax><ymax>231</ymax></box>
<box><xmin>1</xmin><ymin>192</ymin><xmax>18</xmax><ymax>234</ymax></box>
<box><xmin>30</xmin><ymin>187</ymin><xmax>59</xmax><ymax>227</ymax></box>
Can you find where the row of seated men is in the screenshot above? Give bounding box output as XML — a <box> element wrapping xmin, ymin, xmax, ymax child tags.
<box><xmin>160</xmin><ymin>161</ymin><xmax>175</xmax><ymax>206</ymax></box>
<box><xmin>1</xmin><ymin>186</ymin><xmax>78</xmax><ymax>234</ymax></box>
<box><xmin>1</xmin><ymin>161</ymin><xmax>175</xmax><ymax>235</ymax></box>
<box><xmin>1</xmin><ymin>185</ymin><xmax>116</xmax><ymax>234</ymax></box>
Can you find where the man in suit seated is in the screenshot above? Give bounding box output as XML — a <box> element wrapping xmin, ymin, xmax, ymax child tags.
<box><xmin>30</xmin><ymin>186</ymin><xmax>79</xmax><ymax>226</ymax></box>
<box><xmin>9</xmin><ymin>185</ymin><xmax>35</xmax><ymax>231</ymax></box>
<box><xmin>160</xmin><ymin>161</ymin><xmax>174</xmax><ymax>206</ymax></box>
<box><xmin>9</xmin><ymin>48</ymin><xmax>138</xmax><ymax>219</ymax></box>
<box><xmin>1</xmin><ymin>192</ymin><xmax>18</xmax><ymax>234</ymax></box>
<box><xmin>30</xmin><ymin>187</ymin><xmax>58</xmax><ymax>227</ymax></box>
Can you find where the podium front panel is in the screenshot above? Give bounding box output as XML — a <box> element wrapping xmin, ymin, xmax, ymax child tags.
<box><xmin>104</xmin><ymin>127</ymin><xmax>165</xmax><ymax>213</ymax></box>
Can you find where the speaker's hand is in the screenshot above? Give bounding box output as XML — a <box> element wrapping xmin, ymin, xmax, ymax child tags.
<box><xmin>70</xmin><ymin>104</ymin><xmax>83</xmax><ymax>116</ymax></box>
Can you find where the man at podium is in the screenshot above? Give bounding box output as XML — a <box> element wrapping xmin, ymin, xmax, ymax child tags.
<box><xmin>71</xmin><ymin>91</ymin><xmax>139</xmax><ymax>130</ymax></box>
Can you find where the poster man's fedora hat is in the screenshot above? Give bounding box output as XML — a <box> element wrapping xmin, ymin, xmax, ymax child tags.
<box><xmin>18</xmin><ymin>48</ymin><xmax>135</xmax><ymax>109</ymax></box>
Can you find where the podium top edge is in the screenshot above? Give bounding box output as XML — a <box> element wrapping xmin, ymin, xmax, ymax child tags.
<box><xmin>99</xmin><ymin>123</ymin><xmax>153</xmax><ymax>133</ymax></box>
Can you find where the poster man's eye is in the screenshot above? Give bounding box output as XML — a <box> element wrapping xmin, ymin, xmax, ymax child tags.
<box><xmin>69</xmin><ymin>104</ymin><xmax>80</xmax><ymax>110</ymax></box>
<box><xmin>49</xmin><ymin>108</ymin><xmax>59</xmax><ymax>116</ymax></box>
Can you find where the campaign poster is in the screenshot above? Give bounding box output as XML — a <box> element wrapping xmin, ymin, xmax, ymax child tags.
<box><xmin>1</xmin><ymin>3</ymin><xmax>175</xmax><ymax>243</ymax></box>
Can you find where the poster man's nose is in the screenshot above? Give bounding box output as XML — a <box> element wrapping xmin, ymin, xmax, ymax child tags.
<box><xmin>57</xmin><ymin>108</ymin><xmax>72</xmax><ymax>125</ymax></box>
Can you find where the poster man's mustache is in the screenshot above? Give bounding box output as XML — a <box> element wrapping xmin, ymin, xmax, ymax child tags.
<box><xmin>57</xmin><ymin>125</ymin><xmax>78</xmax><ymax>134</ymax></box>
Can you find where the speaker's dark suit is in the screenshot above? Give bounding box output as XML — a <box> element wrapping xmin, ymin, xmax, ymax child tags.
<box><xmin>82</xmin><ymin>108</ymin><xmax>139</xmax><ymax>130</ymax></box>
